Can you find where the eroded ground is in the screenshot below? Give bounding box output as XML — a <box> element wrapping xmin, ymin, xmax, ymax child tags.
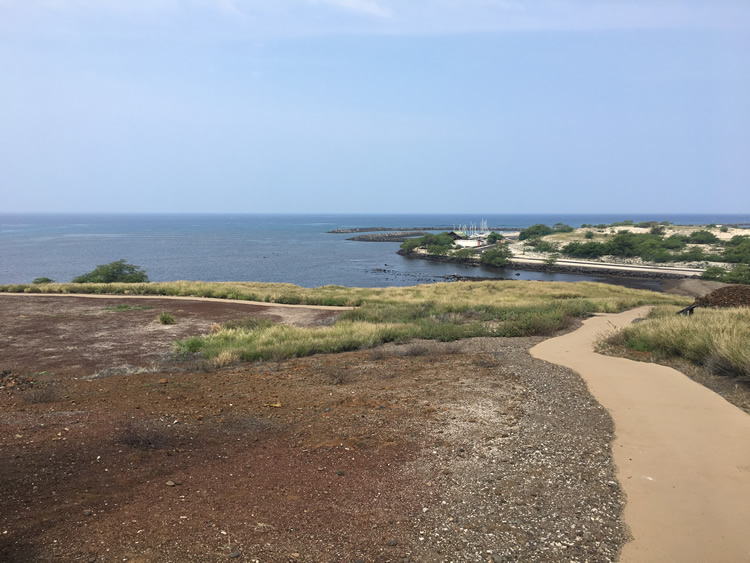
<box><xmin>1</xmin><ymin>295</ymin><xmax>626</xmax><ymax>562</ymax></box>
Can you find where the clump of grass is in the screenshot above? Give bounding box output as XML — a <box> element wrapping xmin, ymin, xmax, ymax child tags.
<box><xmin>607</xmin><ymin>306</ymin><xmax>750</xmax><ymax>379</ymax></box>
<box><xmin>104</xmin><ymin>304</ymin><xmax>154</xmax><ymax>312</ymax></box>
<box><xmin>176</xmin><ymin>321</ymin><xmax>414</xmax><ymax>362</ymax></box>
<box><xmin>22</xmin><ymin>383</ymin><xmax>60</xmax><ymax>404</ymax></box>
<box><xmin>158</xmin><ymin>312</ymin><xmax>176</xmax><ymax>325</ymax></box>
<box><xmin>221</xmin><ymin>317</ymin><xmax>273</xmax><ymax>331</ymax></box>
<box><xmin>398</xmin><ymin>342</ymin><xmax>432</xmax><ymax>356</ymax></box>
<box><xmin>368</xmin><ymin>348</ymin><xmax>388</xmax><ymax>361</ymax></box>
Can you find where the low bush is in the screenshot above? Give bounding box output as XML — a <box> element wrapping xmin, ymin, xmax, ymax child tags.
<box><xmin>687</xmin><ymin>230</ymin><xmax>719</xmax><ymax>244</ymax></box>
<box><xmin>519</xmin><ymin>224</ymin><xmax>554</xmax><ymax>240</ymax></box>
<box><xmin>701</xmin><ymin>265</ymin><xmax>750</xmax><ymax>285</ymax></box>
<box><xmin>479</xmin><ymin>245</ymin><xmax>513</xmax><ymax>267</ymax></box>
<box><xmin>158</xmin><ymin>312</ymin><xmax>176</xmax><ymax>325</ymax></box>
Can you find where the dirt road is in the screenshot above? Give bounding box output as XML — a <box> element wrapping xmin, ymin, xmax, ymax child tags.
<box><xmin>530</xmin><ymin>308</ymin><xmax>750</xmax><ymax>562</ymax></box>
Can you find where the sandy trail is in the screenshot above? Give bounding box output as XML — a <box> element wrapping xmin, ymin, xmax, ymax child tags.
<box><xmin>530</xmin><ymin>307</ymin><xmax>750</xmax><ymax>562</ymax></box>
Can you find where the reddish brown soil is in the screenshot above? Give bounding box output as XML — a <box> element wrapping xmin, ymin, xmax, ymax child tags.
<box><xmin>0</xmin><ymin>295</ymin><xmax>626</xmax><ymax>562</ymax></box>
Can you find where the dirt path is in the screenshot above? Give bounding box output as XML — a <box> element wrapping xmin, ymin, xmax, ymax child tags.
<box><xmin>530</xmin><ymin>307</ymin><xmax>750</xmax><ymax>562</ymax></box>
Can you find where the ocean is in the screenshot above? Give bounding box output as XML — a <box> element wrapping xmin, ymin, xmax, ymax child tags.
<box><xmin>1</xmin><ymin>213</ymin><xmax>748</xmax><ymax>288</ymax></box>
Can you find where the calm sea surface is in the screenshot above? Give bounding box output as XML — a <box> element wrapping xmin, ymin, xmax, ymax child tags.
<box><xmin>2</xmin><ymin>213</ymin><xmax>748</xmax><ymax>288</ymax></box>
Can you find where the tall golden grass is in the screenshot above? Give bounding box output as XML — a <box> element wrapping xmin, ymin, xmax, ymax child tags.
<box><xmin>615</xmin><ymin>305</ymin><xmax>750</xmax><ymax>378</ymax></box>
<box><xmin>0</xmin><ymin>279</ymin><xmax>691</xmax><ymax>310</ymax></box>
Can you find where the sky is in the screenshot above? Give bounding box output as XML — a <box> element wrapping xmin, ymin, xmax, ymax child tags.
<box><xmin>1</xmin><ymin>0</ymin><xmax>749</xmax><ymax>214</ymax></box>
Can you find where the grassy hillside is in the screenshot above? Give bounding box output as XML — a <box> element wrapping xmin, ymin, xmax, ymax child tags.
<box><xmin>0</xmin><ymin>279</ymin><xmax>690</xmax><ymax>364</ymax></box>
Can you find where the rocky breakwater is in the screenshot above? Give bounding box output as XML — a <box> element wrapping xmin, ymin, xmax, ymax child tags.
<box><xmin>348</xmin><ymin>231</ymin><xmax>428</xmax><ymax>242</ymax></box>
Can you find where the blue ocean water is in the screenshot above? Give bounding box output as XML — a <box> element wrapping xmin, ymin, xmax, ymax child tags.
<box><xmin>1</xmin><ymin>213</ymin><xmax>748</xmax><ymax>288</ymax></box>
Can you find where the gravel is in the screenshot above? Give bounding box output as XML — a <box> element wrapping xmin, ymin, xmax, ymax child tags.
<box><xmin>395</xmin><ymin>337</ymin><xmax>628</xmax><ymax>562</ymax></box>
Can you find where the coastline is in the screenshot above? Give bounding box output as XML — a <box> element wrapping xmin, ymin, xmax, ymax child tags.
<box><xmin>398</xmin><ymin>249</ymin><xmax>693</xmax><ymax>280</ymax></box>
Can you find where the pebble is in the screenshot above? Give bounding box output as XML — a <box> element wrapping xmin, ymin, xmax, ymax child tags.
<box><xmin>166</xmin><ymin>481</ymin><xmax>176</xmax><ymax>487</ymax></box>
<box><xmin>387</xmin><ymin>539</ymin><xmax>398</xmax><ymax>546</ymax></box>
<box><xmin>228</xmin><ymin>552</ymin><xmax>241</xmax><ymax>558</ymax></box>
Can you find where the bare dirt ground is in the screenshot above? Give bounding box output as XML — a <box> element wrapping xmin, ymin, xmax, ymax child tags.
<box><xmin>1</xmin><ymin>295</ymin><xmax>626</xmax><ymax>562</ymax></box>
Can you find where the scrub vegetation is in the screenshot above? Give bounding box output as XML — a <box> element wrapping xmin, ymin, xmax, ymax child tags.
<box><xmin>161</xmin><ymin>280</ymin><xmax>689</xmax><ymax>364</ymax></box>
<box><xmin>604</xmin><ymin>305</ymin><xmax>750</xmax><ymax>380</ymax></box>
<box><xmin>0</xmin><ymin>278</ymin><xmax>690</xmax><ymax>365</ymax></box>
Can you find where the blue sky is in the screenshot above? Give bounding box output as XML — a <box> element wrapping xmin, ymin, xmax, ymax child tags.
<box><xmin>2</xmin><ymin>1</ymin><xmax>749</xmax><ymax>214</ymax></box>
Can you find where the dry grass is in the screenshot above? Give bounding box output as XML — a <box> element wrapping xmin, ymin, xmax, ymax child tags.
<box><xmin>3</xmin><ymin>278</ymin><xmax>692</xmax><ymax>367</ymax></box>
<box><xmin>21</xmin><ymin>383</ymin><xmax>60</xmax><ymax>404</ymax></box>
<box><xmin>605</xmin><ymin>305</ymin><xmax>750</xmax><ymax>379</ymax></box>
<box><xmin>1</xmin><ymin>279</ymin><xmax>690</xmax><ymax>310</ymax></box>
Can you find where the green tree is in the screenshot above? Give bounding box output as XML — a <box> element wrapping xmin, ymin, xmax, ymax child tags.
<box><xmin>72</xmin><ymin>259</ymin><xmax>149</xmax><ymax>283</ymax></box>
<box><xmin>487</xmin><ymin>232</ymin><xmax>503</xmax><ymax>244</ymax></box>
<box><xmin>649</xmin><ymin>225</ymin><xmax>666</xmax><ymax>236</ymax></box>
<box><xmin>519</xmin><ymin>224</ymin><xmax>553</xmax><ymax>241</ymax></box>
<box><xmin>722</xmin><ymin>236</ymin><xmax>750</xmax><ymax>264</ymax></box>
<box><xmin>400</xmin><ymin>238</ymin><xmax>422</xmax><ymax>254</ymax></box>
<box><xmin>700</xmin><ymin>266</ymin><xmax>727</xmax><ymax>281</ymax></box>
<box><xmin>687</xmin><ymin>230</ymin><xmax>719</xmax><ymax>244</ymax></box>
<box><xmin>32</xmin><ymin>277</ymin><xmax>54</xmax><ymax>284</ymax></box>
<box><xmin>479</xmin><ymin>245</ymin><xmax>513</xmax><ymax>267</ymax></box>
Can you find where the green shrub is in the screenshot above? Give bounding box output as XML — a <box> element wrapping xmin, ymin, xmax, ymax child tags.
<box><xmin>72</xmin><ymin>259</ymin><xmax>149</xmax><ymax>283</ymax></box>
<box><xmin>487</xmin><ymin>232</ymin><xmax>503</xmax><ymax>244</ymax></box>
<box><xmin>32</xmin><ymin>277</ymin><xmax>54</xmax><ymax>284</ymax></box>
<box><xmin>526</xmin><ymin>239</ymin><xmax>559</xmax><ymax>253</ymax></box>
<box><xmin>584</xmin><ymin>231</ymin><xmax>595</xmax><ymax>240</ymax></box>
<box><xmin>400</xmin><ymin>233</ymin><xmax>456</xmax><ymax>255</ymax></box>
<box><xmin>722</xmin><ymin>236</ymin><xmax>750</xmax><ymax>264</ymax></box>
<box><xmin>723</xmin><ymin>264</ymin><xmax>750</xmax><ymax>284</ymax></box>
<box><xmin>649</xmin><ymin>225</ymin><xmax>666</xmax><ymax>236</ymax></box>
<box><xmin>519</xmin><ymin>224</ymin><xmax>553</xmax><ymax>240</ymax></box>
<box><xmin>687</xmin><ymin>230</ymin><xmax>719</xmax><ymax>244</ymax></box>
<box><xmin>400</xmin><ymin>238</ymin><xmax>422</xmax><ymax>254</ymax></box>
<box><xmin>552</xmin><ymin>223</ymin><xmax>574</xmax><ymax>233</ymax></box>
<box><xmin>158</xmin><ymin>312</ymin><xmax>176</xmax><ymax>325</ymax></box>
<box><xmin>562</xmin><ymin>241</ymin><xmax>607</xmax><ymax>259</ymax></box>
<box><xmin>479</xmin><ymin>245</ymin><xmax>513</xmax><ymax>267</ymax></box>
<box><xmin>453</xmin><ymin>248</ymin><xmax>478</xmax><ymax>259</ymax></box>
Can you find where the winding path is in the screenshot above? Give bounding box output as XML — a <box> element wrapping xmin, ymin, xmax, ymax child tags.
<box><xmin>530</xmin><ymin>307</ymin><xmax>750</xmax><ymax>562</ymax></box>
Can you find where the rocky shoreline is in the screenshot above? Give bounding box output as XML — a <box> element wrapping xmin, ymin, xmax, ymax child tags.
<box><xmin>398</xmin><ymin>250</ymin><xmax>692</xmax><ymax>280</ymax></box>
<box><xmin>347</xmin><ymin>231</ymin><xmax>428</xmax><ymax>242</ymax></box>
